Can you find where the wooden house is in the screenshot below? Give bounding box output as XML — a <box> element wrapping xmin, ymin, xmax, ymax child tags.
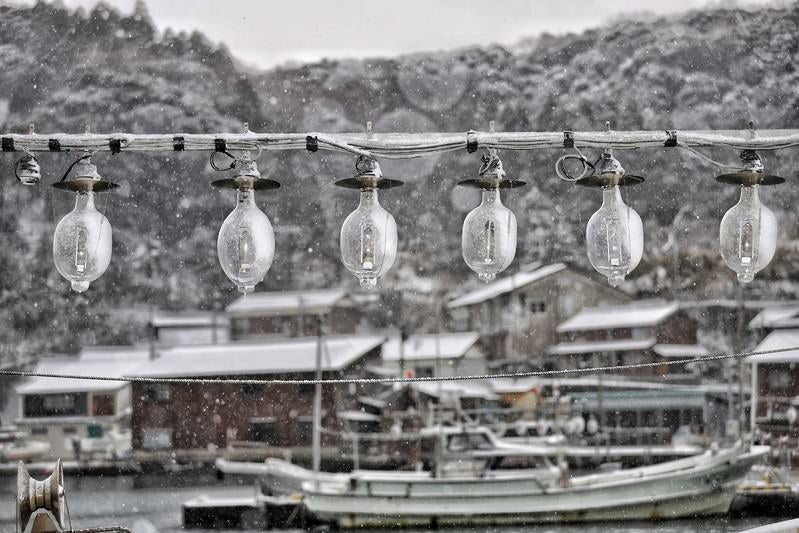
<box><xmin>747</xmin><ymin>329</ymin><xmax>799</xmax><ymax>447</ymax></box>
<box><xmin>446</xmin><ymin>263</ymin><xmax>629</xmax><ymax>367</ymax></box>
<box><xmin>550</xmin><ymin>300</ymin><xmax>704</xmax><ymax>379</ymax></box>
<box><xmin>226</xmin><ymin>288</ymin><xmax>374</xmax><ymax>339</ymax></box>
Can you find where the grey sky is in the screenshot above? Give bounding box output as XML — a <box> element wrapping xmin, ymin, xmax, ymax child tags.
<box><xmin>34</xmin><ymin>0</ymin><xmax>781</xmax><ymax>69</ymax></box>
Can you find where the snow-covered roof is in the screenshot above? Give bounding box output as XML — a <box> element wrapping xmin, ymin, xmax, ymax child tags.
<box><xmin>489</xmin><ymin>377</ymin><xmax>543</xmax><ymax>394</ymax></box>
<box><xmin>747</xmin><ymin>329</ymin><xmax>799</xmax><ymax>364</ymax></box>
<box><xmin>653</xmin><ymin>344</ymin><xmax>709</xmax><ymax>358</ymax></box>
<box><xmin>544</xmin><ymin>376</ymin><xmax>733</xmax><ymax>394</ymax></box>
<box><xmin>128</xmin><ymin>335</ymin><xmax>385</xmax><ymax>377</ymax></box>
<box><xmin>413</xmin><ymin>381</ymin><xmax>497</xmax><ymax>400</ymax></box>
<box><xmin>382</xmin><ymin>332</ymin><xmax>480</xmax><ymax>361</ymax></box>
<box><xmin>226</xmin><ymin>288</ymin><xmax>348</xmax><ymax>317</ymax></box>
<box><xmin>447</xmin><ymin>263</ymin><xmax>567</xmax><ymax>309</ymax></box>
<box><xmin>150</xmin><ymin>312</ymin><xmax>229</xmax><ymax>328</ymax></box>
<box><xmin>748</xmin><ymin>305</ymin><xmax>799</xmax><ymax>330</ymax></box>
<box><xmin>557</xmin><ymin>301</ymin><xmax>680</xmax><ymax>333</ymax></box>
<box><xmin>547</xmin><ymin>338</ymin><xmax>656</xmax><ymax>355</ymax></box>
<box><xmin>16</xmin><ymin>347</ymin><xmax>151</xmax><ymax>395</ymax></box>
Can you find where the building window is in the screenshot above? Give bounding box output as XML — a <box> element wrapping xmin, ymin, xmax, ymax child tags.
<box><xmin>249</xmin><ymin>417</ymin><xmax>276</xmax><ymax>443</ymax></box>
<box><xmin>142</xmin><ymin>384</ymin><xmax>172</xmax><ymax>403</ymax></box>
<box><xmin>768</xmin><ymin>371</ymin><xmax>791</xmax><ymax>390</ymax></box>
<box><xmin>30</xmin><ymin>427</ymin><xmax>48</xmax><ymax>436</ymax></box>
<box><xmin>92</xmin><ymin>394</ymin><xmax>115</xmax><ymax>416</ymax></box>
<box><xmin>24</xmin><ymin>393</ymin><xmax>87</xmax><ymax>417</ymax></box>
<box><xmin>240</xmin><ymin>383</ymin><xmax>263</xmax><ymax>396</ymax></box>
<box><xmin>530</xmin><ymin>301</ymin><xmax>546</xmax><ymax>314</ymax></box>
<box><xmin>296</xmin><ymin>416</ymin><xmax>314</xmax><ymax>445</ymax></box>
<box><xmin>62</xmin><ymin>426</ymin><xmax>77</xmax><ymax>435</ymax></box>
<box><xmin>415</xmin><ymin>367</ymin><xmax>434</xmax><ymax>378</ymax></box>
<box><xmin>142</xmin><ymin>429</ymin><xmax>173</xmax><ymax>449</ymax></box>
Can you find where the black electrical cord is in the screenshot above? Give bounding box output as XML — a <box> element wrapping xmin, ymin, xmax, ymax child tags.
<box><xmin>58</xmin><ymin>154</ymin><xmax>94</xmax><ymax>183</ymax></box>
<box><xmin>209</xmin><ymin>150</ymin><xmax>238</xmax><ymax>172</ymax></box>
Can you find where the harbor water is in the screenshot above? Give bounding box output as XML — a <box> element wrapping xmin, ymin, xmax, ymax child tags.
<box><xmin>0</xmin><ymin>472</ymin><xmax>776</xmax><ymax>533</ymax></box>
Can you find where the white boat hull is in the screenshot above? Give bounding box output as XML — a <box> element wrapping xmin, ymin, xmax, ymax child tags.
<box><xmin>303</xmin><ymin>446</ymin><xmax>767</xmax><ymax>527</ymax></box>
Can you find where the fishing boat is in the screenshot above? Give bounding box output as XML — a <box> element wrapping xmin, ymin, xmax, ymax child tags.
<box><xmin>301</xmin><ymin>443</ymin><xmax>769</xmax><ymax>527</ymax></box>
<box><xmin>217</xmin><ymin>425</ymin><xmax>564</xmax><ymax>494</ymax></box>
<box><xmin>217</xmin><ymin>424</ymin><xmax>700</xmax><ymax>493</ymax></box>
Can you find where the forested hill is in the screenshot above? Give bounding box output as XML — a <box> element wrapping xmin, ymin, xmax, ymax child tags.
<box><xmin>0</xmin><ymin>0</ymin><xmax>798</xmax><ymax>356</ymax></box>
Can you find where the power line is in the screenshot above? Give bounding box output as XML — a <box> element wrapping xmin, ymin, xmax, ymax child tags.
<box><xmin>3</xmin><ymin>345</ymin><xmax>794</xmax><ymax>386</ymax></box>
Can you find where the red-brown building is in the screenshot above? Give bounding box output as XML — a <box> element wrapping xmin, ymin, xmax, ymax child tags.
<box><xmin>128</xmin><ymin>335</ymin><xmax>385</xmax><ymax>455</ymax></box>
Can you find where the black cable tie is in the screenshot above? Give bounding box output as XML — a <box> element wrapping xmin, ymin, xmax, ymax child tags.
<box><xmin>1</xmin><ymin>137</ymin><xmax>14</xmax><ymax>152</ymax></box>
<box><xmin>109</xmin><ymin>138</ymin><xmax>122</xmax><ymax>154</ymax></box>
<box><xmin>665</xmin><ymin>130</ymin><xmax>678</xmax><ymax>147</ymax></box>
<box><xmin>564</xmin><ymin>131</ymin><xmax>575</xmax><ymax>148</ymax></box>
<box><xmin>49</xmin><ymin>139</ymin><xmax>61</xmax><ymax>152</ymax></box>
<box><xmin>466</xmin><ymin>130</ymin><xmax>478</xmax><ymax>153</ymax></box>
<box><xmin>306</xmin><ymin>135</ymin><xmax>319</xmax><ymax>153</ymax></box>
<box><xmin>173</xmin><ymin>136</ymin><xmax>185</xmax><ymax>151</ymax></box>
<box><xmin>214</xmin><ymin>138</ymin><xmax>227</xmax><ymax>152</ymax></box>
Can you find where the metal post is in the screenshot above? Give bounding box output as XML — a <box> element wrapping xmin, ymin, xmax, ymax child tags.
<box><xmin>736</xmin><ymin>285</ymin><xmax>746</xmax><ymax>437</ymax></box>
<box><xmin>399</xmin><ymin>326</ymin><xmax>407</xmax><ymax>379</ymax></box>
<box><xmin>750</xmin><ymin>362</ymin><xmax>758</xmax><ymax>450</ymax></box>
<box><xmin>351</xmin><ymin>433</ymin><xmax>360</xmax><ymax>470</ymax></box>
<box><xmin>312</xmin><ymin>318</ymin><xmax>323</xmax><ymax>488</ymax></box>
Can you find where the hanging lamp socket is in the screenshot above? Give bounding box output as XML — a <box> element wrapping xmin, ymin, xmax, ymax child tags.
<box><xmin>576</xmin><ymin>151</ymin><xmax>645</xmax><ymax>188</ymax></box>
<box><xmin>715</xmin><ymin>150</ymin><xmax>785</xmax><ymax>186</ymax></box>
<box><xmin>335</xmin><ymin>156</ymin><xmax>403</xmax><ymax>190</ymax></box>
<box><xmin>52</xmin><ymin>157</ymin><xmax>118</xmax><ymax>193</ymax></box>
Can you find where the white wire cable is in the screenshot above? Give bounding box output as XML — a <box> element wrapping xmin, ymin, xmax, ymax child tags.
<box><xmin>4</xmin><ymin>129</ymin><xmax>799</xmax><ymax>158</ymax></box>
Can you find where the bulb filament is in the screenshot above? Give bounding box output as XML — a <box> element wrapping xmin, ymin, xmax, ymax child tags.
<box><xmin>237</xmin><ymin>227</ymin><xmax>254</xmax><ymax>276</ymax></box>
<box><xmin>484</xmin><ymin>220</ymin><xmax>496</xmax><ymax>264</ymax></box>
<box><xmin>605</xmin><ymin>217</ymin><xmax>622</xmax><ymax>267</ymax></box>
<box><xmin>74</xmin><ymin>226</ymin><xmax>88</xmax><ymax>274</ymax></box>
<box><xmin>739</xmin><ymin>221</ymin><xmax>754</xmax><ymax>266</ymax></box>
<box><xmin>361</xmin><ymin>224</ymin><xmax>375</xmax><ymax>270</ymax></box>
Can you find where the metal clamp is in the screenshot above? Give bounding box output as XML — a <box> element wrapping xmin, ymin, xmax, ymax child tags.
<box><xmin>664</xmin><ymin>130</ymin><xmax>678</xmax><ymax>147</ymax></box>
<box><xmin>466</xmin><ymin>130</ymin><xmax>478</xmax><ymax>153</ymax></box>
<box><xmin>563</xmin><ymin>131</ymin><xmax>575</xmax><ymax>148</ymax></box>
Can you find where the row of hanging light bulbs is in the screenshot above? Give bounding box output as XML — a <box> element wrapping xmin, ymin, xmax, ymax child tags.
<box><xmin>11</xmin><ymin>141</ymin><xmax>784</xmax><ymax>294</ymax></box>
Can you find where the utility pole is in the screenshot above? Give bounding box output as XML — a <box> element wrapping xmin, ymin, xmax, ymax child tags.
<box><xmin>312</xmin><ymin>315</ymin><xmax>323</xmax><ymax>488</ymax></box>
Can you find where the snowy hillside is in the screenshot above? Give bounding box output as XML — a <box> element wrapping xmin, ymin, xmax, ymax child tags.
<box><xmin>0</xmin><ymin>1</ymin><xmax>798</xmax><ymax>356</ymax></box>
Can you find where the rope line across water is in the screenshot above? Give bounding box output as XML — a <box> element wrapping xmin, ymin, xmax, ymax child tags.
<box><xmin>1</xmin><ymin>345</ymin><xmax>794</xmax><ymax>386</ymax></box>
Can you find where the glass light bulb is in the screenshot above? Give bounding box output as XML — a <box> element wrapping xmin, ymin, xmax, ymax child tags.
<box><xmin>585</xmin><ymin>185</ymin><xmax>643</xmax><ymax>287</ymax></box>
<box><xmin>340</xmin><ymin>188</ymin><xmax>397</xmax><ymax>289</ymax></box>
<box><xmin>52</xmin><ymin>191</ymin><xmax>112</xmax><ymax>293</ymax></box>
<box><xmin>719</xmin><ymin>185</ymin><xmax>777</xmax><ymax>283</ymax></box>
<box><xmin>217</xmin><ymin>187</ymin><xmax>274</xmax><ymax>294</ymax></box>
<box><xmin>462</xmin><ymin>188</ymin><xmax>517</xmax><ymax>283</ymax></box>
